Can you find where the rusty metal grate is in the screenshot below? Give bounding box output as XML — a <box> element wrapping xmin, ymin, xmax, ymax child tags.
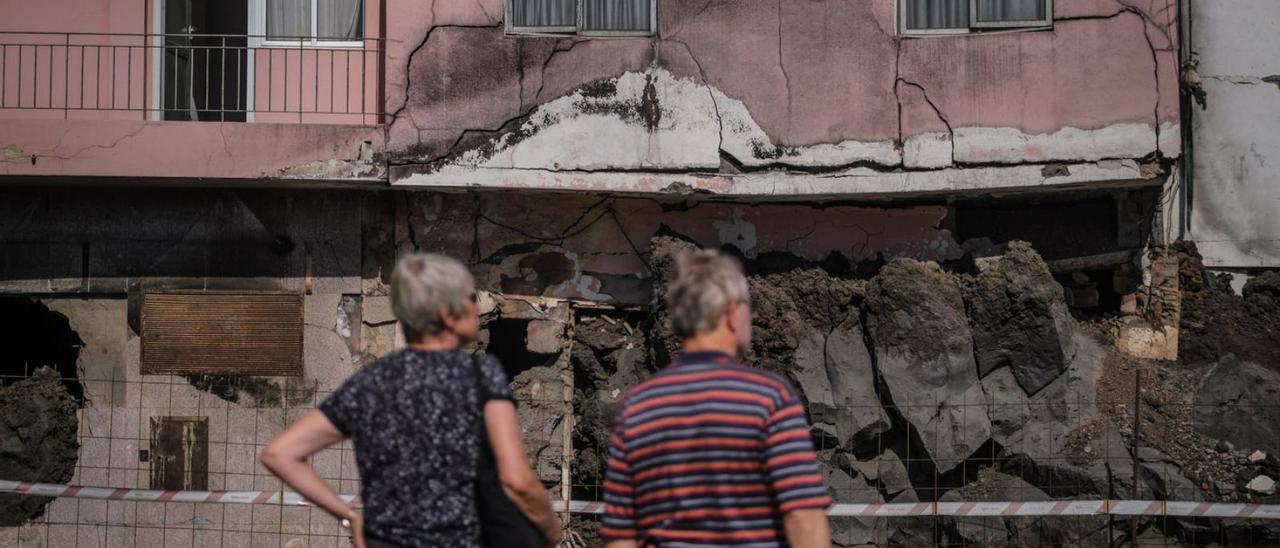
<box><xmin>149</xmin><ymin>417</ymin><xmax>208</xmax><ymax>491</ymax></box>
<box><xmin>141</xmin><ymin>291</ymin><xmax>303</xmax><ymax>376</ymax></box>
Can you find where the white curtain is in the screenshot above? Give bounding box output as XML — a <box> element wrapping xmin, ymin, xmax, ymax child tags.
<box><xmin>905</xmin><ymin>0</ymin><xmax>967</xmax><ymax>30</ymax></box>
<box><xmin>319</xmin><ymin>0</ymin><xmax>363</xmax><ymax>40</ymax></box>
<box><xmin>267</xmin><ymin>0</ymin><xmax>310</xmax><ymax>39</ymax></box>
<box><xmin>511</xmin><ymin>0</ymin><xmax>576</xmax><ymax>27</ymax></box>
<box><xmin>976</xmin><ymin>0</ymin><xmax>1046</xmax><ymax>22</ymax></box>
<box><xmin>582</xmin><ymin>0</ymin><xmax>650</xmax><ymax>31</ymax></box>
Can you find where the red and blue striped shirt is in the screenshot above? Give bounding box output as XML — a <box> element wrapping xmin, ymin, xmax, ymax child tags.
<box><xmin>600</xmin><ymin>351</ymin><xmax>831</xmax><ymax>546</ymax></box>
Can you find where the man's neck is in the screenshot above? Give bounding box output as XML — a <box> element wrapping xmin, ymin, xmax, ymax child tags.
<box><xmin>680</xmin><ymin>335</ymin><xmax>739</xmax><ymax>359</ymax></box>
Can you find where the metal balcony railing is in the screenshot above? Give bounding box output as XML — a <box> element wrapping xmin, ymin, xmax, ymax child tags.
<box><xmin>0</xmin><ymin>32</ymin><xmax>384</xmax><ymax>124</ymax></box>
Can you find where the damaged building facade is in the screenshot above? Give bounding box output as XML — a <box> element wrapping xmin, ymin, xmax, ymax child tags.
<box><xmin>15</xmin><ymin>0</ymin><xmax>1278</xmax><ymax>546</ymax></box>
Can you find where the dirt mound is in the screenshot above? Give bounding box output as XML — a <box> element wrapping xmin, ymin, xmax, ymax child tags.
<box><xmin>646</xmin><ymin>234</ymin><xmax>699</xmax><ymax>367</ymax></box>
<box><xmin>747</xmin><ymin>268</ymin><xmax>861</xmax><ymax>375</ymax></box>
<box><xmin>747</xmin><ymin>269</ymin><xmax>888</xmax><ymax>455</ymax></box>
<box><xmin>1175</xmin><ymin>242</ymin><xmax>1280</xmax><ymax>368</ymax></box>
<box><xmin>0</xmin><ymin>368</ymin><xmax>80</xmax><ymax>525</ymax></box>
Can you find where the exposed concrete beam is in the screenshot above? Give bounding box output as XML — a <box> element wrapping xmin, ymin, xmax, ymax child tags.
<box><xmin>391</xmin><ymin>159</ymin><xmax>1164</xmax><ymax>201</ymax></box>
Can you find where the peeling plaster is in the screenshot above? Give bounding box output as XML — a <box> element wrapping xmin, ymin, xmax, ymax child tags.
<box><xmin>274</xmin><ymin>141</ymin><xmax>385</xmax><ymax>180</ymax></box>
<box><xmin>903</xmin><ymin>132</ymin><xmax>953</xmax><ymax>170</ymax></box>
<box><xmin>952</xmin><ymin>124</ymin><xmax>1169</xmax><ymax>164</ymax></box>
<box><xmin>397</xmin><ymin>66</ymin><xmax>1174</xmax><ymax>184</ymax></box>
<box><xmin>712</xmin><ymin>208</ymin><xmax>759</xmax><ymax>255</ymax></box>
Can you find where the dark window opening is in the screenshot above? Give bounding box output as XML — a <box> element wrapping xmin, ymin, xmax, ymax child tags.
<box><xmin>483</xmin><ymin>319</ymin><xmax>559</xmax><ymax>381</ymax></box>
<box><xmin>163</xmin><ymin>0</ymin><xmax>250</xmax><ymax>121</ymax></box>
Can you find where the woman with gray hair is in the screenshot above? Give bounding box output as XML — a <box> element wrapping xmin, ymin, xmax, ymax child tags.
<box><xmin>262</xmin><ymin>253</ymin><xmax>561</xmax><ymax>547</ymax></box>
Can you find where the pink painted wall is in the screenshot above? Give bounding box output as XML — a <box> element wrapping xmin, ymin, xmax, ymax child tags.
<box><xmin>383</xmin><ymin>0</ymin><xmax>1180</xmax><ymax>165</ymax></box>
<box><xmin>0</xmin><ymin>0</ymin><xmax>384</xmax><ymax>179</ymax></box>
<box><xmin>1</xmin><ymin>0</ymin><xmax>1180</xmax><ymax>182</ymax></box>
<box><xmin>0</xmin><ymin>118</ymin><xmax>382</xmax><ymax>179</ymax></box>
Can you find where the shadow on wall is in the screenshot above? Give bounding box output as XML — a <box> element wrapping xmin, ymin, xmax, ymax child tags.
<box><xmin>0</xmin><ymin>189</ymin><xmax>367</xmax><ymax>288</ymax></box>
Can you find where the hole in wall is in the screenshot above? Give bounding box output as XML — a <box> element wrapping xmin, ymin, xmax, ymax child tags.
<box><xmin>0</xmin><ymin>297</ymin><xmax>85</xmax><ymax>401</ymax></box>
<box><xmin>483</xmin><ymin>318</ymin><xmax>558</xmax><ymax>380</ymax></box>
<box><xmin>0</xmin><ymin>297</ymin><xmax>83</xmax><ymax>525</ymax></box>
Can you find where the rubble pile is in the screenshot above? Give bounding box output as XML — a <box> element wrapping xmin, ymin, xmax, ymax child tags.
<box><xmin>496</xmin><ymin>237</ymin><xmax>1280</xmax><ymax>546</ymax></box>
<box><xmin>0</xmin><ymin>368</ymin><xmax>80</xmax><ymax>526</ymax></box>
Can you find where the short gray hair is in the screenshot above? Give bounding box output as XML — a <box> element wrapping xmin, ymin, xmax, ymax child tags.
<box><xmin>665</xmin><ymin>249</ymin><xmax>750</xmax><ymax>339</ymax></box>
<box><xmin>390</xmin><ymin>253</ymin><xmax>475</xmax><ymax>340</ymax></box>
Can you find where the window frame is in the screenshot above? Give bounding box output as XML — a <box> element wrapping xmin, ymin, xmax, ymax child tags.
<box><xmin>504</xmin><ymin>0</ymin><xmax>659</xmax><ymax>37</ymax></box>
<box><xmin>897</xmin><ymin>0</ymin><xmax>1052</xmax><ymax>36</ymax></box>
<box><xmin>256</xmin><ymin>0</ymin><xmax>367</xmax><ymax>49</ymax></box>
<box><xmin>969</xmin><ymin>0</ymin><xmax>1053</xmax><ymax>29</ymax></box>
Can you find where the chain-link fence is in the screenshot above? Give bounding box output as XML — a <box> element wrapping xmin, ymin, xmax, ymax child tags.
<box><xmin>1</xmin><ymin>369</ymin><xmax>1277</xmax><ymax>547</ymax></box>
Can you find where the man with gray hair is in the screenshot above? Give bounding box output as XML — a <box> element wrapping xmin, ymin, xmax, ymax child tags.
<box><xmin>600</xmin><ymin>249</ymin><xmax>832</xmax><ymax>547</ymax></box>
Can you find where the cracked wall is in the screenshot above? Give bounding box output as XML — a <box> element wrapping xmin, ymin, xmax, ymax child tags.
<box><xmin>0</xmin><ymin>120</ymin><xmax>385</xmax><ymax>182</ymax></box>
<box><xmin>385</xmin><ymin>0</ymin><xmax>1180</xmax><ymax>190</ymax></box>
<box><xmin>1183</xmin><ymin>0</ymin><xmax>1280</xmax><ymax>268</ymax></box>
<box><xmin>401</xmin><ymin>191</ymin><xmax>962</xmax><ymax>305</ymax></box>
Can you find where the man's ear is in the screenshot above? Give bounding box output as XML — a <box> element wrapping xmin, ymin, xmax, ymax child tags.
<box><xmin>724</xmin><ymin>300</ymin><xmax>742</xmax><ymax>332</ymax></box>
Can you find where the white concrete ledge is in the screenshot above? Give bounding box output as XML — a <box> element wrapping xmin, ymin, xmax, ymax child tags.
<box><xmin>390</xmin><ymin>159</ymin><xmax>1162</xmax><ymax>200</ymax></box>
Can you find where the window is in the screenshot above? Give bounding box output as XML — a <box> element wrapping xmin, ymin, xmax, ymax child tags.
<box><xmin>507</xmin><ymin>0</ymin><xmax>657</xmax><ymax>36</ymax></box>
<box><xmin>264</xmin><ymin>0</ymin><xmax>364</xmax><ymax>44</ymax></box>
<box><xmin>900</xmin><ymin>0</ymin><xmax>1051</xmax><ymax>34</ymax></box>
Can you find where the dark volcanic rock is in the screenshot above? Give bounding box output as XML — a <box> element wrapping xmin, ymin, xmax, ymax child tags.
<box><xmin>749</xmin><ymin>269</ymin><xmax>889</xmax><ymax>454</ymax></box>
<box><xmin>1194</xmin><ymin>355</ymin><xmax>1280</xmax><ymax>457</ymax></box>
<box><xmin>966</xmin><ymin>241</ymin><xmax>1077</xmax><ymax>396</ymax></box>
<box><xmin>865</xmin><ymin>259</ymin><xmax>991</xmax><ymax>473</ymax></box>
<box><xmin>942</xmin><ymin>469</ymin><xmax>1108</xmax><ymax>547</ymax></box>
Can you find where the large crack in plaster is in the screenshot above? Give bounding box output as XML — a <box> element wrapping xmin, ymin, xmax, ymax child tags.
<box><xmin>896</xmin><ymin>79</ymin><xmax>955</xmax><ymax>169</ymax></box>
<box><xmin>775</xmin><ymin>0</ymin><xmax>792</xmax><ymax>136</ymax></box>
<box><xmin>1055</xmin><ymin>4</ymin><xmax>1176</xmax><ymax>157</ymax></box>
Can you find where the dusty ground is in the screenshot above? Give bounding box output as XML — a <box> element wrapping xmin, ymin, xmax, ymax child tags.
<box><xmin>1067</xmin><ymin>243</ymin><xmax>1280</xmax><ymax>501</ymax></box>
<box><xmin>1091</xmin><ymin>353</ymin><xmax>1246</xmax><ymax>499</ymax></box>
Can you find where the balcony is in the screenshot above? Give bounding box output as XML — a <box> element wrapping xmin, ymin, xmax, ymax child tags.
<box><xmin>0</xmin><ymin>31</ymin><xmax>384</xmax><ymax>125</ymax></box>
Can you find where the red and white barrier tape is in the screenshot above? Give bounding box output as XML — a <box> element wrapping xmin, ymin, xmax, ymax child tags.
<box><xmin>4</xmin><ymin>481</ymin><xmax>1278</xmax><ymax>519</ymax></box>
